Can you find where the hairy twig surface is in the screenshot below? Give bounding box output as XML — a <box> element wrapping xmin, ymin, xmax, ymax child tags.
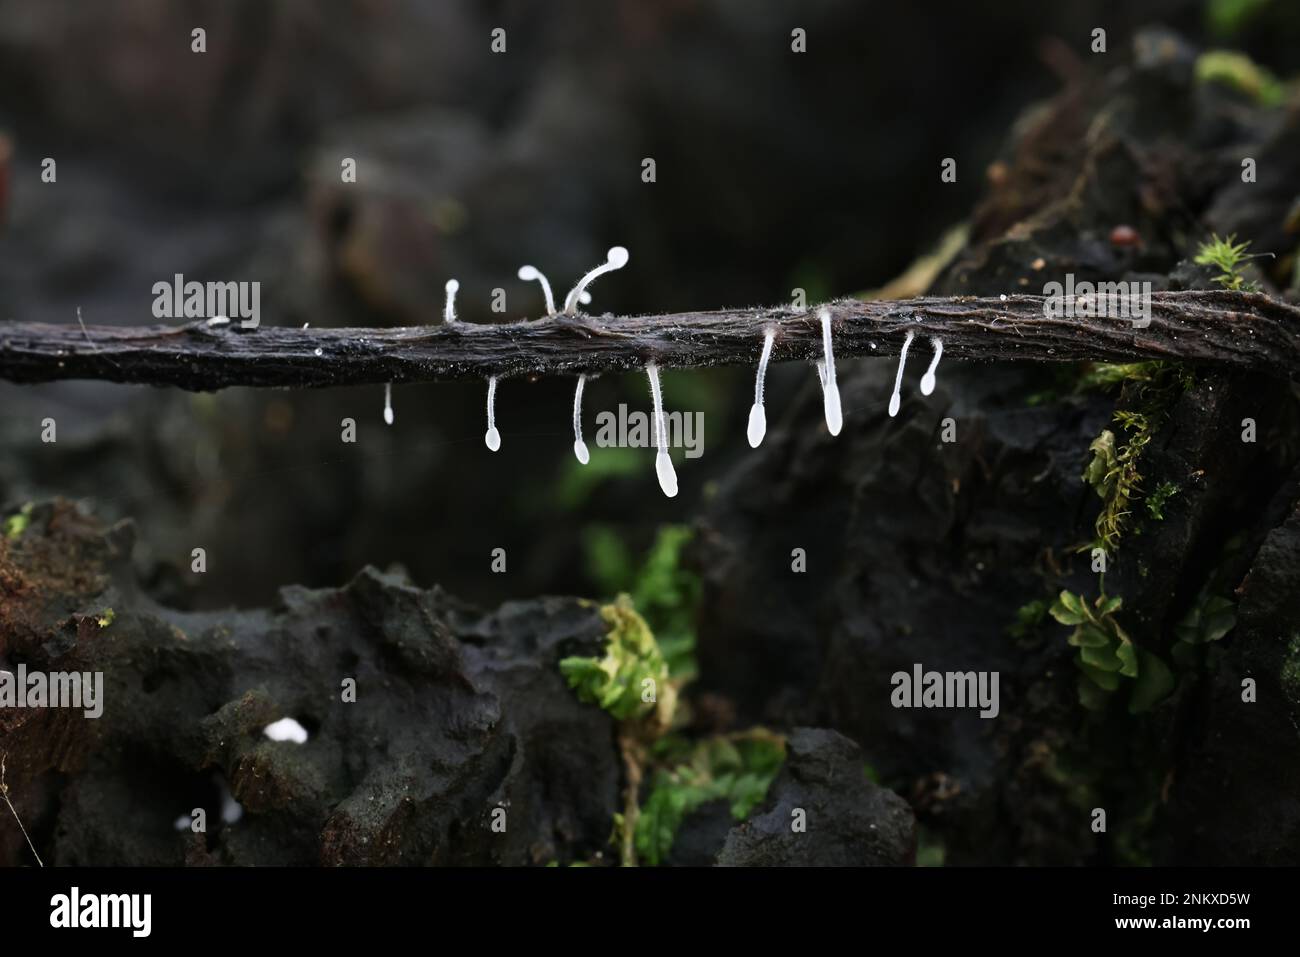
<box><xmin>0</xmin><ymin>291</ymin><xmax>1296</xmax><ymax>390</ymax></box>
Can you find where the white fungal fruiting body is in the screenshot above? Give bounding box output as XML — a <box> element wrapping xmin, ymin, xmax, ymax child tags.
<box><xmin>646</xmin><ymin>364</ymin><xmax>678</xmax><ymax>498</ymax></box>
<box><xmin>520</xmin><ymin>264</ymin><xmax>591</xmax><ymax>314</ymax></box>
<box><xmin>573</xmin><ymin>374</ymin><xmax>590</xmax><ymax>464</ymax></box>
<box><xmin>889</xmin><ymin>330</ymin><xmax>915</xmax><ymax>417</ymax></box>
<box><xmin>444</xmin><ymin>279</ymin><xmax>460</xmax><ymax>324</ymax></box>
<box><xmin>920</xmin><ymin>338</ymin><xmax>943</xmax><ymax>396</ymax></box>
<box><xmin>263</xmin><ymin>717</ymin><xmax>309</xmax><ymax>744</ymax></box>
<box><xmin>748</xmin><ymin>328</ymin><xmax>775</xmax><ymax>448</ymax></box>
<box><xmin>818</xmin><ymin>308</ymin><xmax>842</xmax><ymax>435</ymax></box>
<box><xmin>485</xmin><ymin>376</ymin><xmax>501</xmax><ymax>451</ymax></box>
<box><xmin>383</xmin><ymin>382</ymin><xmax>394</xmax><ymax>425</ymax></box>
<box><xmin>563</xmin><ymin>246</ymin><xmax>628</xmax><ymax>314</ymax></box>
<box><xmin>518</xmin><ymin>265</ymin><xmax>556</xmax><ymax>315</ymax></box>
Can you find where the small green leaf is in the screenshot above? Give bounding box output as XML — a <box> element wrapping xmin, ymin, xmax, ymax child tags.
<box><xmin>1115</xmin><ymin>638</ymin><xmax>1139</xmax><ymax>678</ymax></box>
<box><xmin>1077</xmin><ymin>659</ymin><xmax>1122</xmax><ymax>691</ymax></box>
<box><xmin>1050</xmin><ymin>591</ymin><xmax>1089</xmax><ymax>626</ymax></box>
<box><xmin>1081</xmin><ymin>642</ymin><xmax>1122</xmax><ymax>672</ymax></box>
<box><xmin>1069</xmin><ymin>623</ymin><xmax>1112</xmax><ymax>648</ymax></box>
<box><xmin>1129</xmin><ymin>651</ymin><xmax>1176</xmax><ymax>713</ymax></box>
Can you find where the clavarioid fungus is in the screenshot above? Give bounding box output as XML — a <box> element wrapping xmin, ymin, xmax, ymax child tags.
<box><xmin>816</xmin><ymin>308</ymin><xmax>842</xmax><ymax>436</ymax></box>
<box><xmin>485</xmin><ymin>376</ymin><xmax>501</xmax><ymax>451</ymax></box>
<box><xmin>573</xmin><ymin>373</ymin><xmax>590</xmax><ymax>464</ymax></box>
<box><xmin>383</xmin><ymin>382</ymin><xmax>394</xmax><ymax>425</ymax></box>
<box><xmin>920</xmin><ymin>337</ymin><xmax>943</xmax><ymax>396</ymax></box>
<box><xmin>444</xmin><ymin>279</ymin><xmax>459</xmax><ymax>324</ymax></box>
<box><xmin>563</xmin><ymin>247</ymin><xmax>629</xmax><ymax>315</ymax></box>
<box><xmin>646</xmin><ymin>363</ymin><xmax>678</xmax><ymax>498</ymax></box>
<box><xmin>889</xmin><ymin>330</ymin><xmax>915</xmax><ymax>417</ymax></box>
<box><xmin>518</xmin><ymin>265</ymin><xmax>590</xmax><ymax>314</ymax></box>
<box><xmin>748</xmin><ymin>328</ymin><xmax>775</xmax><ymax>448</ymax></box>
<box><xmin>518</xmin><ymin>248</ymin><xmax>627</xmax><ymax>463</ymax></box>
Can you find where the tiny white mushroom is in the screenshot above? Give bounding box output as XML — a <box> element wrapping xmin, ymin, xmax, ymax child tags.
<box><xmin>748</xmin><ymin>328</ymin><xmax>775</xmax><ymax>448</ymax></box>
<box><xmin>564</xmin><ymin>247</ymin><xmax>629</xmax><ymax>314</ymax></box>
<box><xmin>817</xmin><ymin>308</ymin><xmax>842</xmax><ymax>436</ymax></box>
<box><xmin>518</xmin><ymin>265</ymin><xmax>557</xmax><ymax>315</ymax></box>
<box><xmin>889</xmin><ymin>330</ymin><xmax>915</xmax><ymax>417</ymax></box>
<box><xmin>920</xmin><ymin>338</ymin><xmax>944</xmax><ymax>396</ymax></box>
<box><xmin>444</xmin><ymin>279</ymin><xmax>460</xmax><ymax>324</ymax></box>
<box><xmin>485</xmin><ymin>376</ymin><xmax>501</xmax><ymax>451</ymax></box>
<box><xmin>519</xmin><ymin>264</ymin><xmax>590</xmax><ymax>313</ymax></box>
<box><xmin>573</xmin><ymin>374</ymin><xmax>590</xmax><ymax>464</ymax></box>
<box><xmin>646</xmin><ymin>363</ymin><xmax>678</xmax><ymax>498</ymax></box>
<box><xmin>383</xmin><ymin>382</ymin><xmax>394</xmax><ymax>425</ymax></box>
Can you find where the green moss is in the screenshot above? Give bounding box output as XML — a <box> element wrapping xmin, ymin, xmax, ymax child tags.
<box><xmin>1206</xmin><ymin>0</ymin><xmax>1272</xmax><ymax>37</ymax></box>
<box><xmin>1145</xmin><ymin>481</ymin><xmax>1180</xmax><ymax>520</ymax></box>
<box><xmin>635</xmin><ymin>732</ymin><xmax>785</xmax><ymax>866</ymax></box>
<box><xmin>96</xmin><ymin>608</ymin><xmax>115</xmax><ymax>629</ymax></box>
<box><xmin>1083</xmin><ymin>412</ymin><xmax>1154</xmax><ymax>553</ymax></box>
<box><xmin>583</xmin><ymin>525</ymin><xmax>701</xmax><ymax>681</ymax></box>
<box><xmin>1195</xmin><ymin>50</ymin><xmax>1285</xmax><ymax>106</ymax></box>
<box><xmin>1194</xmin><ymin>233</ymin><xmax>1259</xmax><ymax>290</ymax></box>
<box><xmin>559</xmin><ymin>598</ymin><xmax>673</xmax><ymax>724</ymax></box>
<box><xmin>1075</xmin><ymin>361</ymin><xmax>1195</xmax><ymax>396</ymax></box>
<box><xmin>1080</xmin><ymin>364</ymin><xmax>1192</xmax><ymax>553</ymax></box>
<box><xmin>3</xmin><ymin>504</ymin><xmax>33</xmax><ymax>540</ymax></box>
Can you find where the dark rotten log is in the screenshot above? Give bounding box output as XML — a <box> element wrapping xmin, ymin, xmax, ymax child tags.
<box><xmin>0</xmin><ymin>290</ymin><xmax>1296</xmax><ymax>391</ymax></box>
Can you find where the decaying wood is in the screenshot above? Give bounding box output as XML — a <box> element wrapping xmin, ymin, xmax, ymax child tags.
<box><xmin>0</xmin><ymin>290</ymin><xmax>1296</xmax><ymax>391</ymax></box>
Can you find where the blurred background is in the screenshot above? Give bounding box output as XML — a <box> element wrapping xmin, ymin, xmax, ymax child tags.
<box><xmin>2</xmin><ymin>0</ymin><xmax>1296</xmax><ymax>609</ymax></box>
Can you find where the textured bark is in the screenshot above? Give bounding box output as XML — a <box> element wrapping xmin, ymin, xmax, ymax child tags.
<box><xmin>1</xmin><ymin>290</ymin><xmax>1296</xmax><ymax>391</ymax></box>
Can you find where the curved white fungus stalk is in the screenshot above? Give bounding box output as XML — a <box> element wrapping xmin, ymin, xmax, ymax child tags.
<box><xmin>748</xmin><ymin>328</ymin><xmax>775</xmax><ymax>448</ymax></box>
<box><xmin>563</xmin><ymin>247</ymin><xmax>629</xmax><ymax>314</ymax></box>
<box><xmin>484</xmin><ymin>376</ymin><xmax>501</xmax><ymax>451</ymax></box>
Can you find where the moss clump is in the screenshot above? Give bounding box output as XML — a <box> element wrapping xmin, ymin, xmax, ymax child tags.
<box><xmin>3</xmin><ymin>504</ymin><xmax>33</xmax><ymax>540</ymax></box>
<box><xmin>1195</xmin><ymin>50</ymin><xmax>1285</xmax><ymax>106</ymax></box>
<box><xmin>1079</xmin><ymin>362</ymin><xmax>1192</xmax><ymax>553</ymax></box>
<box><xmin>1083</xmin><ymin>412</ymin><xmax>1154</xmax><ymax>554</ymax></box>
<box><xmin>1145</xmin><ymin>481</ymin><xmax>1180</xmax><ymax>520</ymax></box>
<box><xmin>1075</xmin><ymin>361</ymin><xmax>1195</xmax><ymax>396</ymax></box>
<box><xmin>634</xmin><ymin>732</ymin><xmax>785</xmax><ymax>866</ymax></box>
<box><xmin>560</xmin><ymin>597</ymin><xmax>674</xmax><ymax>726</ymax></box>
<box><xmin>583</xmin><ymin>524</ymin><xmax>701</xmax><ymax>681</ymax></box>
<box><xmin>1194</xmin><ymin>233</ymin><xmax>1259</xmax><ymax>291</ymax></box>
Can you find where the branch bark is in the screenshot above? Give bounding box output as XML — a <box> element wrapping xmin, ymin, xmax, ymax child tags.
<box><xmin>0</xmin><ymin>290</ymin><xmax>1296</xmax><ymax>391</ymax></box>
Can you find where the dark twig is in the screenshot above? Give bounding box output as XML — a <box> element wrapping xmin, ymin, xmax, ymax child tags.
<box><xmin>0</xmin><ymin>290</ymin><xmax>1296</xmax><ymax>391</ymax></box>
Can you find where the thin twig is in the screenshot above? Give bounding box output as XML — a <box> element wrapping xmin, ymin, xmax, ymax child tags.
<box><xmin>0</xmin><ymin>751</ymin><xmax>44</xmax><ymax>867</ymax></box>
<box><xmin>617</xmin><ymin>733</ymin><xmax>643</xmax><ymax>868</ymax></box>
<box><xmin>0</xmin><ymin>290</ymin><xmax>1296</xmax><ymax>391</ymax></box>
